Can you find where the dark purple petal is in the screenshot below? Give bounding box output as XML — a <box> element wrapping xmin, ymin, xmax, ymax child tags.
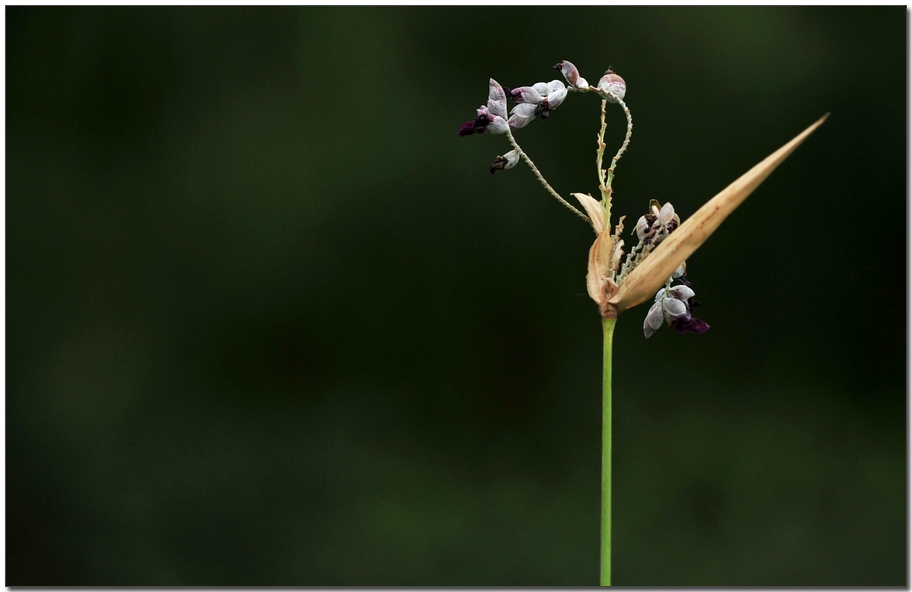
<box><xmin>671</xmin><ymin>317</ymin><xmax>710</xmax><ymax>335</ymax></box>
<box><xmin>457</xmin><ymin>108</ymin><xmax>495</xmax><ymax>137</ymax></box>
<box><xmin>457</xmin><ymin>121</ymin><xmax>477</xmax><ymax>137</ymax></box>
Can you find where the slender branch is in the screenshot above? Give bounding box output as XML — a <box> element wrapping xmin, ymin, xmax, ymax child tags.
<box><xmin>601</xmin><ymin>316</ymin><xmax>616</xmax><ymax>586</ymax></box>
<box><xmin>596</xmin><ymin>100</ymin><xmax>609</xmax><ymax>197</ymax></box>
<box><xmin>605</xmin><ymin>94</ymin><xmax>633</xmax><ymax>188</ymax></box>
<box><xmin>504</xmin><ymin>128</ymin><xmax>591</xmax><ymax>225</ymax></box>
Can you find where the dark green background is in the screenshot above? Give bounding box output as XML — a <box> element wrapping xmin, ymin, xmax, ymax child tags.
<box><xmin>6</xmin><ymin>6</ymin><xmax>905</xmax><ymax>585</ymax></box>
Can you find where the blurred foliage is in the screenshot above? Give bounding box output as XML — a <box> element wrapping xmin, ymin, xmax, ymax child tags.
<box><xmin>6</xmin><ymin>6</ymin><xmax>905</xmax><ymax>585</ymax></box>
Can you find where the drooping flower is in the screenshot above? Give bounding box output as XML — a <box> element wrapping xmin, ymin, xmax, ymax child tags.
<box><xmin>489</xmin><ymin>149</ymin><xmax>520</xmax><ymax>174</ymax></box>
<box><xmin>643</xmin><ymin>285</ymin><xmax>710</xmax><ymax>339</ymax></box>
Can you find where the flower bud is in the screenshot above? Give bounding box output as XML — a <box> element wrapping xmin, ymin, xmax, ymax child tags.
<box><xmin>489</xmin><ymin>149</ymin><xmax>520</xmax><ymax>174</ymax></box>
<box><xmin>598</xmin><ymin>72</ymin><xmax>626</xmax><ymax>103</ymax></box>
<box><xmin>554</xmin><ymin>60</ymin><xmax>586</xmax><ymax>88</ymax></box>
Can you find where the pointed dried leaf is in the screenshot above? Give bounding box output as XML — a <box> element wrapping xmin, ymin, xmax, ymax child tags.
<box><xmin>609</xmin><ymin>114</ymin><xmax>828</xmax><ymax>313</ymax></box>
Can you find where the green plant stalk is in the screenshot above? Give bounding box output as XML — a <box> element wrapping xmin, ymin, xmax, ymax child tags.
<box><xmin>601</xmin><ymin>316</ymin><xmax>616</xmax><ymax>586</ymax></box>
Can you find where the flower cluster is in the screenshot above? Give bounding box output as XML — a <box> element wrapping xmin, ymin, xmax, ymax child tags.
<box><xmin>644</xmin><ymin>279</ymin><xmax>710</xmax><ymax>339</ymax></box>
<box><xmin>623</xmin><ymin>201</ymin><xmax>709</xmax><ymax>338</ymax></box>
<box><xmin>506</xmin><ymin>80</ymin><xmax>568</xmax><ymax>128</ymax></box>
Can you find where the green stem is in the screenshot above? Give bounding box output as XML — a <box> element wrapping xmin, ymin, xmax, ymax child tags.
<box><xmin>601</xmin><ymin>316</ymin><xmax>616</xmax><ymax>586</ymax></box>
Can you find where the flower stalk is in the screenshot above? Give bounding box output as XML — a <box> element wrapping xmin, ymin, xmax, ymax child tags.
<box><xmin>601</xmin><ymin>316</ymin><xmax>616</xmax><ymax>586</ymax></box>
<box><xmin>458</xmin><ymin>61</ymin><xmax>826</xmax><ymax>586</ymax></box>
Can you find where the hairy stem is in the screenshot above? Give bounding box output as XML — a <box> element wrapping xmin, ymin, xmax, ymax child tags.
<box><xmin>605</xmin><ymin>95</ymin><xmax>633</xmax><ymax>189</ymax></box>
<box><xmin>596</xmin><ymin>99</ymin><xmax>609</xmax><ymax>198</ymax></box>
<box><xmin>504</xmin><ymin>129</ymin><xmax>591</xmax><ymax>225</ymax></box>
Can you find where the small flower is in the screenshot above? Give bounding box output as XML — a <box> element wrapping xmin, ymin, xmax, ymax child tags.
<box><xmin>489</xmin><ymin>149</ymin><xmax>520</xmax><ymax>174</ymax></box>
<box><xmin>457</xmin><ymin>79</ymin><xmax>510</xmax><ymax>137</ymax></box>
